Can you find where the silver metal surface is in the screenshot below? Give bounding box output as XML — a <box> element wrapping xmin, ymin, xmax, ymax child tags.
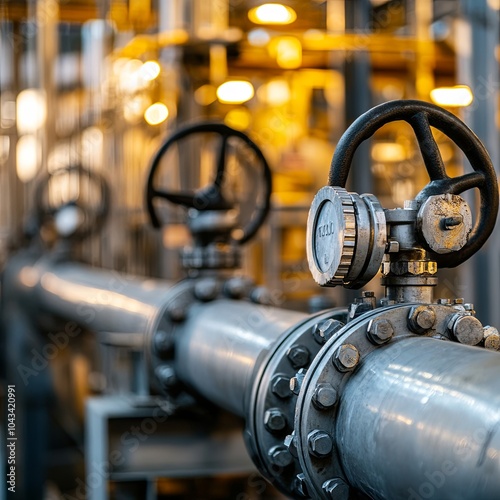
<box><xmin>306</xmin><ymin>186</ymin><xmax>356</xmax><ymax>286</ymax></box>
<box><xmin>175</xmin><ymin>299</ymin><xmax>307</xmax><ymax>416</ymax></box>
<box><xmin>10</xmin><ymin>259</ymin><xmax>175</xmax><ymax>337</ymax></box>
<box><xmin>337</xmin><ymin>337</ymin><xmax>500</xmax><ymax>500</ymax></box>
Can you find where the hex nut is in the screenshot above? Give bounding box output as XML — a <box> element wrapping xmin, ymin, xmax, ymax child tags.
<box><xmin>483</xmin><ymin>326</ymin><xmax>500</xmax><ymax>351</ymax></box>
<box><xmin>367</xmin><ymin>319</ymin><xmax>394</xmax><ymax>345</ymax></box>
<box><xmin>322</xmin><ymin>478</ymin><xmax>350</xmax><ymax>500</ymax></box>
<box><xmin>390</xmin><ymin>260</ymin><xmax>437</xmax><ymax>276</ymax></box>
<box><xmin>287</xmin><ymin>344</ymin><xmax>310</xmax><ymax>369</ymax></box>
<box><xmin>194</xmin><ymin>279</ymin><xmax>219</xmax><ymax>301</ymax></box>
<box><xmin>312</xmin><ymin>318</ymin><xmax>344</xmax><ymax>345</ymax></box>
<box><xmin>290</xmin><ymin>369</ymin><xmax>307</xmax><ymax>395</ymax></box>
<box><xmin>264</xmin><ymin>408</ymin><xmax>287</xmax><ymax>432</ymax></box>
<box><xmin>294</xmin><ymin>473</ymin><xmax>309</xmax><ymax>497</ymax></box>
<box><xmin>154</xmin><ymin>330</ymin><xmax>174</xmax><ymax>355</ymax></box>
<box><xmin>312</xmin><ymin>383</ymin><xmax>338</xmax><ymax>410</ymax></box>
<box><xmin>408</xmin><ymin>305</ymin><xmax>436</xmax><ymax>334</ymax></box>
<box><xmin>448</xmin><ymin>313</ymin><xmax>483</xmax><ymax>346</ymax></box>
<box><xmin>437</xmin><ymin>298</ymin><xmax>451</xmax><ymax>305</ymax></box>
<box><xmin>155</xmin><ymin>365</ymin><xmax>177</xmax><ymax>388</ymax></box>
<box><xmin>271</xmin><ymin>374</ymin><xmax>291</xmax><ymax>399</ymax></box>
<box><xmin>168</xmin><ymin>302</ymin><xmax>187</xmax><ymax>322</ymax></box>
<box><xmin>308</xmin><ymin>429</ymin><xmax>333</xmax><ymax>458</ymax></box>
<box><xmin>332</xmin><ymin>344</ymin><xmax>359</xmax><ymax>372</ymax></box>
<box><xmin>268</xmin><ymin>445</ymin><xmax>293</xmax><ymax>467</ymax></box>
<box><xmin>284</xmin><ymin>432</ymin><xmax>298</xmax><ymax>458</ymax></box>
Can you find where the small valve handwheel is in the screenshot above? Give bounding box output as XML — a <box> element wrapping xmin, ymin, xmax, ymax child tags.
<box><xmin>308</xmin><ymin>100</ymin><xmax>499</xmax><ymax>288</ymax></box>
<box><xmin>34</xmin><ymin>165</ymin><xmax>110</xmax><ymax>241</ymax></box>
<box><xmin>146</xmin><ymin>122</ymin><xmax>272</xmax><ymax>245</ymax></box>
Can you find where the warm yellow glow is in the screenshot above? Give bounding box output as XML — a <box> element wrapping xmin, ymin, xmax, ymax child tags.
<box><xmin>194</xmin><ymin>85</ymin><xmax>217</xmax><ymax>106</ymax></box>
<box><xmin>217</xmin><ymin>81</ymin><xmax>254</xmax><ymax>104</ymax></box>
<box><xmin>139</xmin><ymin>60</ymin><xmax>161</xmax><ymax>81</ymax></box>
<box><xmin>144</xmin><ymin>102</ymin><xmax>169</xmax><ymax>125</ymax></box>
<box><xmin>257</xmin><ymin>79</ymin><xmax>290</xmax><ymax>106</ymax></box>
<box><xmin>117</xmin><ymin>58</ymin><xmax>153</xmax><ymax>93</ymax></box>
<box><xmin>17</xmin><ymin>89</ymin><xmax>46</xmax><ymax>134</ymax></box>
<box><xmin>224</xmin><ymin>108</ymin><xmax>252</xmax><ymax>130</ymax></box>
<box><xmin>430</xmin><ymin>85</ymin><xmax>473</xmax><ymax>107</ymax></box>
<box><xmin>16</xmin><ymin>134</ymin><xmax>40</xmax><ymax>182</ymax></box>
<box><xmin>248</xmin><ymin>3</ymin><xmax>297</xmax><ymax>25</ymax></box>
<box><xmin>273</xmin><ymin>37</ymin><xmax>302</xmax><ymax>69</ymax></box>
<box><xmin>124</xmin><ymin>95</ymin><xmax>152</xmax><ymax>122</ymax></box>
<box><xmin>372</xmin><ymin>142</ymin><xmax>407</xmax><ymax>163</ymax></box>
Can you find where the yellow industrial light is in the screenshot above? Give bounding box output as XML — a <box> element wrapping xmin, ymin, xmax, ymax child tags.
<box><xmin>430</xmin><ymin>85</ymin><xmax>474</xmax><ymax>107</ymax></box>
<box><xmin>272</xmin><ymin>37</ymin><xmax>302</xmax><ymax>69</ymax></box>
<box><xmin>144</xmin><ymin>102</ymin><xmax>169</xmax><ymax>125</ymax></box>
<box><xmin>248</xmin><ymin>3</ymin><xmax>297</xmax><ymax>25</ymax></box>
<box><xmin>139</xmin><ymin>60</ymin><xmax>161</xmax><ymax>81</ymax></box>
<box><xmin>194</xmin><ymin>85</ymin><xmax>217</xmax><ymax>106</ymax></box>
<box><xmin>17</xmin><ymin>89</ymin><xmax>46</xmax><ymax>134</ymax></box>
<box><xmin>16</xmin><ymin>134</ymin><xmax>40</xmax><ymax>182</ymax></box>
<box><xmin>371</xmin><ymin>142</ymin><xmax>407</xmax><ymax>163</ymax></box>
<box><xmin>257</xmin><ymin>79</ymin><xmax>290</xmax><ymax>106</ymax></box>
<box><xmin>224</xmin><ymin>108</ymin><xmax>252</xmax><ymax>130</ymax></box>
<box><xmin>216</xmin><ymin>81</ymin><xmax>254</xmax><ymax>104</ymax></box>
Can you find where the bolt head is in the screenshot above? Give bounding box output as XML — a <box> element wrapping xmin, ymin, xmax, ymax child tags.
<box><xmin>168</xmin><ymin>303</ymin><xmax>186</xmax><ymax>322</ymax></box>
<box><xmin>289</xmin><ymin>368</ymin><xmax>306</xmax><ymax>395</ymax></box>
<box><xmin>268</xmin><ymin>445</ymin><xmax>293</xmax><ymax>467</ymax></box>
<box><xmin>408</xmin><ymin>306</ymin><xmax>436</xmax><ymax>334</ymax></box>
<box><xmin>312</xmin><ymin>318</ymin><xmax>344</xmax><ymax>344</ymax></box>
<box><xmin>287</xmin><ymin>344</ymin><xmax>310</xmax><ymax>369</ymax></box>
<box><xmin>284</xmin><ymin>432</ymin><xmax>298</xmax><ymax>458</ymax></box>
<box><xmin>271</xmin><ymin>375</ymin><xmax>291</xmax><ymax>399</ymax></box>
<box><xmin>451</xmin><ymin>314</ymin><xmax>483</xmax><ymax>346</ymax></box>
<box><xmin>313</xmin><ymin>383</ymin><xmax>338</xmax><ymax>410</ymax></box>
<box><xmin>308</xmin><ymin>429</ymin><xmax>333</xmax><ymax>457</ymax></box>
<box><xmin>483</xmin><ymin>326</ymin><xmax>500</xmax><ymax>351</ymax></box>
<box><xmin>264</xmin><ymin>408</ymin><xmax>286</xmax><ymax>432</ymax></box>
<box><xmin>294</xmin><ymin>473</ymin><xmax>309</xmax><ymax>497</ymax></box>
<box><xmin>322</xmin><ymin>478</ymin><xmax>350</xmax><ymax>500</ymax></box>
<box><xmin>154</xmin><ymin>330</ymin><xmax>174</xmax><ymax>355</ymax></box>
<box><xmin>367</xmin><ymin>319</ymin><xmax>394</xmax><ymax>345</ymax></box>
<box><xmin>194</xmin><ymin>279</ymin><xmax>219</xmax><ymax>301</ymax></box>
<box><xmin>437</xmin><ymin>298</ymin><xmax>451</xmax><ymax>305</ymax></box>
<box><xmin>333</xmin><ymin>343</ymin><xmax>359</xmax><ymax>372</ymax></box>
<box><xmin>155</xmin><ymin>365</ymin><xmax>177</xmax><ymax>388</ymax></box>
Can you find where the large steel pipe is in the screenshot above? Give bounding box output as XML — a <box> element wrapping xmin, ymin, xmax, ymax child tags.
<box><xmin>5</xmin><ymin>256</ymin><xmax>174</xmax><ymax>335</ymax></box>
<box><xmin>175</xmin><ymin>299</ymin><xmax>307</xmax><ymax>416</ymax></box>
<box><xmin>337</xmin><ymin>337</ymin><xmax>500</xmax><ymax>500</ymax></box>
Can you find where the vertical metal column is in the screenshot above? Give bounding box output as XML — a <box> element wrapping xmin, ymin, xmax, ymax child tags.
<box><xmin>458</xmin><ymin>0</ymin><xmax>500</xmax><ymax>326</ymax></box>
<box><xmin>344</xmin><ymin>0</ymin><xmax>372</xmax><ymax>196</ymax></box>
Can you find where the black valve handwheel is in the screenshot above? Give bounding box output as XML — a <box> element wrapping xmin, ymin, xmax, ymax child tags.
<box><xmin>328</xmin><ymin>99</ymin><xmax>498</xmax><ymax>268</ymax></box>
<box><xmin>146</xmin><ymin>122</ymin><xmax>272</xmax><ymax>245</ymax></box>
<box><xmin>34</xmin><ymin>164</ymin><xmax>110</xmax><ymax>240</ymax></box>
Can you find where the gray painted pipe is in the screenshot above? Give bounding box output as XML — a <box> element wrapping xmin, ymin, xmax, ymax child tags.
<box><xmin>337</xmin><ymin>337</ymin><xmax>500</xmax><ymax>500</ymax></box>
<box><xmin>175</xmin><ymin>299</ymin><xmax>307</xmax><ymax>416</ymax></box>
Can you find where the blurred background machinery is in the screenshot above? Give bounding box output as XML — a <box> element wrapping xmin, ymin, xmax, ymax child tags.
<box><xmin>0</xmin><ymin>1</ymin><xmax>499</xmax><ymax>499</ymax></box>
